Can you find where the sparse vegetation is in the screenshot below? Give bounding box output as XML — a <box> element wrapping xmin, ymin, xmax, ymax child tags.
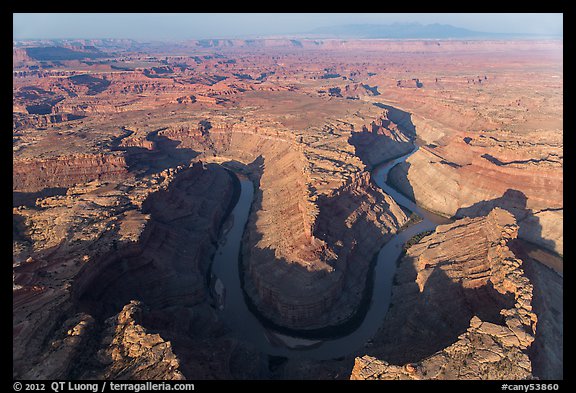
<box><xmin>398</xmin><ymin>212</ymin><xmax>423</xmax><ymax>231</ymax></box>
<box><xmin>404</xmin><ymin>230</ymin><xmax>434</xmax><ymax>251</ymax></box>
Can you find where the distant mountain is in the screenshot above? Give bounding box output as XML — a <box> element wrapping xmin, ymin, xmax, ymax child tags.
<box><xmin>309</xmin><ymin>22</ymin><xmax>516</xmax><ymax>39</ymax></box>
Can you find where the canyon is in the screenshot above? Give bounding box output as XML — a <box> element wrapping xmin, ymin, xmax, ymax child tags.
<box><xmin>13</xmin><ymin>38</ymin><xmax>562</xmax><ymax>380</ymax></box>
<box><xmin>351</xmin><ymin>208</ymin><xmax>538</xmax><ymax>380</ymax></box>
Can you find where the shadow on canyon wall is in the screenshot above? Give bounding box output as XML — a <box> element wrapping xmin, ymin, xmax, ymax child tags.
<box><xmin>111</xmin><ymin>127</ymin><xmax>200</xmax><ymax>176</ymax></box>
<box><xmin>48</xmin><ymin>162</ymin><xmax>252</xmax><ymax>378</ymax></box>
<box><xmin>238</xmin><ymin>155</ymin><xmax>331</xmax><ymax>332</ymax></box>
<box><xmin>343</xmin><ymin>102</ymin><xmax>419</xmax><ymax>170</ymax></box>
<box><xmin>364</xmin><ymin>257</ymin><xmax>516</xmax><ymax>365</ymax></box>
<box><xmin>13</xmin><ymin>213</ymin><xmax>33</xmax><ymax>246</ymax></box>
<box><xmin>13</xmin><ymin>187</ymin><xmax>69</xmax><ymax>208</ymax></box>
<box><xmin>385</xmin><ymin>164</ymin><xmax>557</xmax><ymax>254</ymax></box>
<box><xmin>372</xmin><ymin>102</ymin><xmax>417</xmax><ymax>136</ymax></box>
<box><xmin>73</xmin><ymin>162</ymin><xmax>234</xmax><ymax>319</ymax></box>
<box><xmin>509</xmin><ymin>245</ymin><xmax>563</xmax><ymax>380</ymax></box>
<box><xmin>347</xmin><ymin>120</ymin><xmax>413</xmax><ymax>169</ymax></box>
<box><xmin>239</xmin><ymin>154</ymin><xmax>402</xmax><ymax>340</ymax></box>
<box><xmin>386</xmin><ymin>161</ymin><xmax>417</xmax><ymax>202</ymax></box>
<box><xmin>455</xmin><ymin>189</ymin><xmax>557</xmax><ymax>253</ymax></box>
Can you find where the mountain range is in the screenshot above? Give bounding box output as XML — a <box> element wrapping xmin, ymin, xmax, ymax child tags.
<box><xmin>308</xmin><ymin>22</ymin><xmax>552</xmax><ymax>39</ymax></box>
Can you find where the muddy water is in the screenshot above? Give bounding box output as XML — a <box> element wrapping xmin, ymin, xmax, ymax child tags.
<box><xmin>210</xmin><ymin>145</ymin><xmax>449</xmax><ymax>360</ymax></box>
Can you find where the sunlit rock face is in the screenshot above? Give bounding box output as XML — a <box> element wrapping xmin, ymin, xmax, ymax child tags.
<box><xmin>351</xmin><ymin>209</ymin><xmax>537</xmax><ymax>380</ymax></box>
<box><xmin>13</xmin><ymin>38</ymin><xmax>562</xmax><ymax>380</ymax></box>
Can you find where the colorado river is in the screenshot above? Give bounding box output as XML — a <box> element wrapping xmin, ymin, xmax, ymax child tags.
<box><xmin>210</xmin><ymin>144</ymin><xmax>450</xmax><ymax>359</ymax></box>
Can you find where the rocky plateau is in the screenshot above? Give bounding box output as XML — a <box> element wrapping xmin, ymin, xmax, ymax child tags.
<box><xmin>13</xmin><ymin>38</ymin><xmax>562</xmax><ymax>380</ymax></box>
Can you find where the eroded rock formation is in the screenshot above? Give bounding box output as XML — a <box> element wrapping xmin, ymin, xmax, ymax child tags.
<box><xmin>350</xmin><ymin>208</ymin><xmax>538</xmax><ymax>380</ymax></box>
<box><xmin>244</xmin><ymin>170</ymin><xmax>407</xmax><ymax>328</ymax></box>
<box><xmin>349</xmin><ymin>111</ymin><xmax>413</xmax><ymax>168</ymax></box>
<box><xmin>13</xmin><ymin>37</ymin><xmax>562</xmax><ymax>380</ymax></box>
<box><xmin>13</xmin><ymin>162</ymin><xmax>243</xmax><ymax>379</ymax></box>
<box><xmin>82</xmin><ymin>301</ymin><xmax>185</xmax><ymax>380</ymax></box>
<box><xmin>138</xmin><ymin>108</ymin><xmax>411</xmax><ymax>330</ymax></box>
<box><xmin>13</xmin><ymin>153</ymin><xmax>129</xmax><ymax>192</ymax></box>
<box><xmin>388</xmin><ymin>138</ymin><xmax>563</xmax><ymax>255</ymax></box>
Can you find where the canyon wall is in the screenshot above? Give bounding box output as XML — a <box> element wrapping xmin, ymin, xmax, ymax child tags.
<box><xmin>149</xmin><ymin>113</ymin><xmax>410</xmax><ymax>329</ymax></box>
<box><xmin>351</xmin><ymin>208</ymin><xmax>540</xmax><ymax>379</ymax></box>
<box><xmin>348</xmin><ymin>114</ymin><xmax>413</xmax><ymax>168</ymax></box>
<box><xmin>388</xmin><ymin>128</ymin><xmax>563</xmax><ymax>255</ymax></box>
<box><xmin>14</xmin><ymin>38</ymin><xmax>561</xmax><ymax>379</ymax></box>
<box><xmin>244</xmin><ymin>171</ymin><xmax>407</xmax><ymax>328</ymax></box>
<box><xmin>13</xmin><ymin>162</ymin><xmax>240</xmax><ymax>379</ymax></box>
<box><xmin>13</xmin><ymin>153</ymin><xmax>129</xmax><ymax>193</ymax></box>
<box><xmin>13</xmin><ymin>113</ymin><xmax>85</xmax><ymax>130</ymax></box>
<box><xmin>72</xmin><ymin>162</ymin><xmax>235</xmax><ymax>312</ymax></box>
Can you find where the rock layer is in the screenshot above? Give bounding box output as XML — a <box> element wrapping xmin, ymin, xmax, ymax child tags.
<box><xmin>348</xmin><ymin>113</ymin><xmax>413</xmax><ymax>168</ymax></box>
<box><xmin>88</xmin><ymin>301</ymin><xmax>185</xmax><ymax>380</ymax></box>
<box><xmin>13</xmin><ymin>37</ymin><xmax>562</xmax><ymax>379</ymax></box>
<box><xmin>244</xmin><ymin>171</ymin><xmax>407</xmax><ymax>328</ymax></box>
<box><xmin>13</xmin><ymin>153</ymin><xmax>129</xmax><ymax>193</ymax></box>
<box><xmin>388</xmin><ymin>137</ymin><xmax>563</xmax><ymax>255</ymax></box>
<box><xmin>13</xmin><ymin>162</ymin><xmax>238</xmax><ymax>379</ymax></box>
<box><xmin>145</xmin><ymin>110</ymin><xmax>410</xmax><ymax>329</ymax></box>
<box><xmin>351</xmin><ymin>208</ymin><xmax>537</xmax><ymax>380</ymax></box>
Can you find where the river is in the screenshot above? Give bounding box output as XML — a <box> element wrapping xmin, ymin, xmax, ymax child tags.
<box><xmin>210</xmin><ymin>145</ymin><xmax>450</xmax><ymax>360</ymax></box>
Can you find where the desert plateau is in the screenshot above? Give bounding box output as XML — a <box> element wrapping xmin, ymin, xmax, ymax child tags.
<box><xmin>13</xmin><ymin>17</ymin><xmax>563</xmax><ymax>381</ymax></box>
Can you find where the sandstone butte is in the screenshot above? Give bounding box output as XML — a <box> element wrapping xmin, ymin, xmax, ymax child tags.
<box><xmin>13</xmin><ymin>39</ymin><xmax>562</xmax><ymax>380</ymax></box>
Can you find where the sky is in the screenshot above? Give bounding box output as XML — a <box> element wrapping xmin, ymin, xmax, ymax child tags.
<box><xmin>13</xmin><ymin>13</ymin><xmax>563</xmax><ymax>41</ymax></box>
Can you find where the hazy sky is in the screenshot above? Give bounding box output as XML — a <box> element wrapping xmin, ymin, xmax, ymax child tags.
<box><xmin>13</xmin><ymin>13</ymin><xmax>563</xmax><ymax>40</ymax></box>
